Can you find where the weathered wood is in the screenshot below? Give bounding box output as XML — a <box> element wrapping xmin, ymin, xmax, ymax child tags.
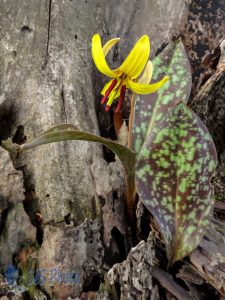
<box><xmin>180</xmin><ymin>0</ymin><xmax>225</xmax><ymax>96</ymax></box>
<box><xmin>1</xmin><ymin>0</ymin><xmax>225</xmax><ymax>299</ymax></box>
<box><xmin>190</xmin><ymin>219</ymin><xmax>225</xmax><ymax>296</ymax></box>
<box><xmin>191</xmin><ymin>44</ymin><xmax>225</xmax><ymax>202</ymax></box>
<box><xmin>189</xmin><ymin>42</ymin><xmax>225</xmax><ymax>297</ymax></box>
<box><xmin>0</xmin><ymin>0</ymin><xmax>107</xmax><ymax>224</ymax></box>
<box><xmin>96</xmin><ymin>233</ymin><xmax>159</xmax><ymax>300</ymax></box>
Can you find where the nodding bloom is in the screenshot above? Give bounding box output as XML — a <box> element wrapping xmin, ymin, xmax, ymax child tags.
<box><xmin>92</xmin><ymin>34</ymin><xmax>169</xmax><ymax>112</ymax></box>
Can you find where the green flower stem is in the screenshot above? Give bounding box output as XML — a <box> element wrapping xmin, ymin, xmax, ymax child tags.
<box><xmin>126</xmin><ymin>92</ymin><xmax>137</xmax><ymax>224</ymax></box>
<box><xmin>128</xmin><ymin>92</ymin><xmax>136</xmax><ymax>150</ymax></box>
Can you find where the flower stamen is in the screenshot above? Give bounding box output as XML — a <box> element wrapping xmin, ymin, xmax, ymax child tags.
<box><xmin>101</xmin><ymin>78</ymin><xmax>117</xmax><ymax>104</ymax></box>
<box><xmin>105</xmin><ymin>105</ymin><xmax>111</xmax><ymax>112</ymax></box>
<box><xmin>115</xmin><ymin>85</ymin><xmax>126</xmax><ymax>113</ymax></box>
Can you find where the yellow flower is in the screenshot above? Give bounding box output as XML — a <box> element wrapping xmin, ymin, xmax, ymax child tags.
<box><xmin>92</xmin><ymin>34</ymin><xmax>169</xmax><ymax>112</ymax></box>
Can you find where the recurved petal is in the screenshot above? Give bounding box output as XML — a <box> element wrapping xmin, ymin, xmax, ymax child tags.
<box><xmin>117</xmin><ymin>35</ymin><xmax>150</xmax><ymax>79</ymax></box>
<box><xmin>92</xmin><ymin>34</ymin><xmax>120</xmax><ymax>78</ymax></box>
<box><xmin>127</xmin><ymin>76</ymin><xmax>169</xmax><ymax>94</ymax></box>
<box><xmin>103</xmin><ymin>38</ymin><xmax>120</xmax><ymax>56</ymax></box>
<box><xmin>138</xmin><ymin>61</ymin><xmax>153</xmax><ymax>84</ymax></box>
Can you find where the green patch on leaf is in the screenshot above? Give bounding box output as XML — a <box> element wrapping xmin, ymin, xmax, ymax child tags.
<box><xmin>135</xmin><ymin>102</ymin><xmax>217</xmax><ymax>264</ymax></box>
<box><xmin>132</xmin><ymin>40</ymin><xmax>192</xmax><ymax>153</ymax></box>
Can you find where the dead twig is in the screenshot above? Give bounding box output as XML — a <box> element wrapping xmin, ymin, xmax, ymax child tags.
<box><xmin>151</xmin><ymin>266</ymin><xmax>191</xmax><ymax>300</ymax></box>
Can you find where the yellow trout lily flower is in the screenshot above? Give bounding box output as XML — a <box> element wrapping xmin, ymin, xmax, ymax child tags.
<box><xmin>92</xmin><ymin>34</ymin><xmax>169</xmax><ymax>112</ymax></box>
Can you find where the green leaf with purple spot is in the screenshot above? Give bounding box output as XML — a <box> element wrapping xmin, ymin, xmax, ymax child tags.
<box><xmin>135</xmin><ymin>102</ymin><xmax>217</xmax><ymax>263</ymax></box>
<box><xmin>132</xmin><ymin>40</ymin><xmax>192</xmax><ymax>153</ymax></box>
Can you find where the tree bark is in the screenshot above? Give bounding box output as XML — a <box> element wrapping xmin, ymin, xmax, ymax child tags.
<box><xmin>0</xmin><ymin>1</ymin><xmax>225</xmax><ymax>299</ymax></box>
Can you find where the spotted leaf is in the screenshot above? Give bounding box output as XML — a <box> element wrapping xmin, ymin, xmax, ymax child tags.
<box><xmin>135</xmin><ymin>102</ymin><xmax>217</xmax><ymax>264</ymax></box>
<box><xmin>132</xmin><ymin>41</ymin><xmax>192</xmax><ymax>153</ymax></box>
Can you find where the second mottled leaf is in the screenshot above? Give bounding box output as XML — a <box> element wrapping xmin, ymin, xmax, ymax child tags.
<box><xmin>135</xmin><ymin>102</ymin><xmax>217</xmax><ymax>263</ymax></box>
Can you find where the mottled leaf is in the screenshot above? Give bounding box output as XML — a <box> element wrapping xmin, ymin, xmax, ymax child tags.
<box><xmin>132</xmin><ymin>41</ymin><xmax>192</xmax><ymax>153</ymax></box>
<box><xmin>20</xmin><ymin>124</ymin><xmax>136</xmax><ymax>192</ymax></box>
<box><xmin>135</xmin><ymin>102</ymin><xmax>217</xmax><ymax>263</ymax></box>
